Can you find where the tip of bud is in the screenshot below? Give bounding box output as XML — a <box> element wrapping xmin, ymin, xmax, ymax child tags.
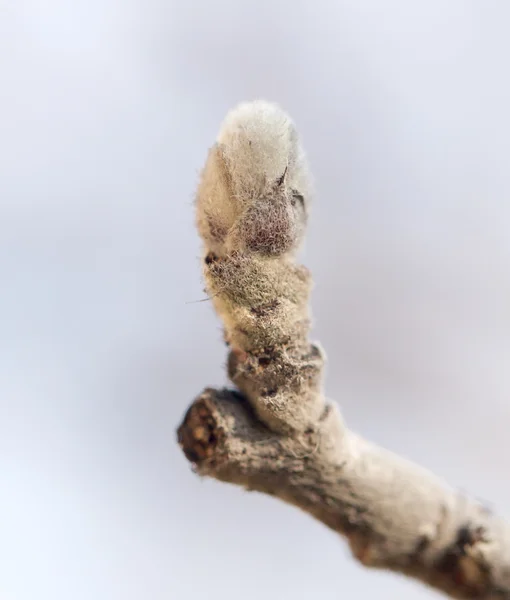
<box><xmin>196</xmin><ymin>100</ymin><xmax>311</xmax><ymax>256</ymax></box>
<box><xmin>217</xmin><ymin>100</ymin><xmax>309</xmax><ymax>199</ymax></box>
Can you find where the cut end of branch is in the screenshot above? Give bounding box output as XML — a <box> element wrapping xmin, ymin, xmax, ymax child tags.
<box><xmin>177</xmin><ymin>389</ymin><xmax>228</xmax><ymax>471</ymax></box>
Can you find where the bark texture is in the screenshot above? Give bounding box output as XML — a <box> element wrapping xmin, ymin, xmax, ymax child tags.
<box><xmin>177</xmin><ymin>100</ymin><xmax>510</xmax><ymax>598</ymax></box>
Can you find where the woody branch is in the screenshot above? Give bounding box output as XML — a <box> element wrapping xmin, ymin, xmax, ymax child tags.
<box><xmin>177</xmin><ymin>101</ymin><xmax>510</xmax><ymax>599</ymax></box>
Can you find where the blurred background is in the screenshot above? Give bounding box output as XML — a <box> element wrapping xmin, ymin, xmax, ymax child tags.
<box><xmin>1</xmin><ymin>1</ymin><xmax>509</xmax><ymax>598</ymax></box>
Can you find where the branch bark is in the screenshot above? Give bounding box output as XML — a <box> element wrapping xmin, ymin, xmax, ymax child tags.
<box><xmin>177</xmin><ymin>100</ymin><xmax>510</xmax><ymax>598</ymax></box>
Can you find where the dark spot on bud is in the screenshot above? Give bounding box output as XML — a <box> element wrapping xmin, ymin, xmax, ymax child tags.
<box><xmin>291</xmin><ymin>189</ymin><xmax>305</xmax><ymax>207</ymax></box>
<box><xmin>456</xmin><ymin>525</ymin><xmax>487</xmax><ymax>547</ymax></box>
<box><xmin>413</xmin><ymin>535</ymin><xmax>430</xmax><ymax>557</ymax></box>
<box><xmin>250</xmin><ymin>299</ymin><xmax>280</xmax><ymax>317</ymax></box>
<box><xmin>276</xmin><ymin>166</ymin><xmax>288</xmax><ymax>187</ymax></box>
<box><xmin>309</xmin><ymin>344</ymin><xmax>322</xmax><ymax>359</ymax></box>
<box><xmin>205</xmin><ymin>252</ymin><xmax>218</xmax><ymax>265</ymax></box>
<box><xmin>261</xmin><ymin>388</ymin><xmax>277</xmax><ymax>397</ymax></box>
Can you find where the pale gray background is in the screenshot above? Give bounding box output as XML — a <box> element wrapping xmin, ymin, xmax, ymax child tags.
<box><xmin>1</xmin><ymin>1</ymin><xmax>509</xmax><ymax>598</ymax></box>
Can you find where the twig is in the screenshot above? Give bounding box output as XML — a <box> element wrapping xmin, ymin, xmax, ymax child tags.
<box><xmin>177</xmin><ymin>101</ymin><xmax>510</xmax><ymax>598</ymax></box>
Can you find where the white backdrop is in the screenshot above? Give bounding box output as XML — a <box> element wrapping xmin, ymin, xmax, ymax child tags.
<box><xmin>1</xmin><ymin>1</ymin><xmax>510</xmax><ymax>598</ymax></box>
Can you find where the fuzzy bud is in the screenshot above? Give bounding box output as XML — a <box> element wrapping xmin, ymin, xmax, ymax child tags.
<box><xmin>196</xmin><ymin>100</ymin><xmax>311</xmax><ymax>257</ymax></box>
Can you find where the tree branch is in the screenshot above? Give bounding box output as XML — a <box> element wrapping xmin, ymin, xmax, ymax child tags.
<box><xmin>177</xmin><ymin>100</ymin><xmax>510</xmax><ymax>598</ymax></box>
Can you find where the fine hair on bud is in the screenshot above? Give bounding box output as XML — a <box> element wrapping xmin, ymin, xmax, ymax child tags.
<box><xmin>196</xmin><ymin>100</ymin><xmax>312</xmax><ymax>257</ymax></box>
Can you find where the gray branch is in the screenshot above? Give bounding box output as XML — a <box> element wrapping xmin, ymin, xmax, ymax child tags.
<box><xmin>177</xmin><ymin>100</ymin><xmax>510</xmax><ymax>598</ymax></box>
